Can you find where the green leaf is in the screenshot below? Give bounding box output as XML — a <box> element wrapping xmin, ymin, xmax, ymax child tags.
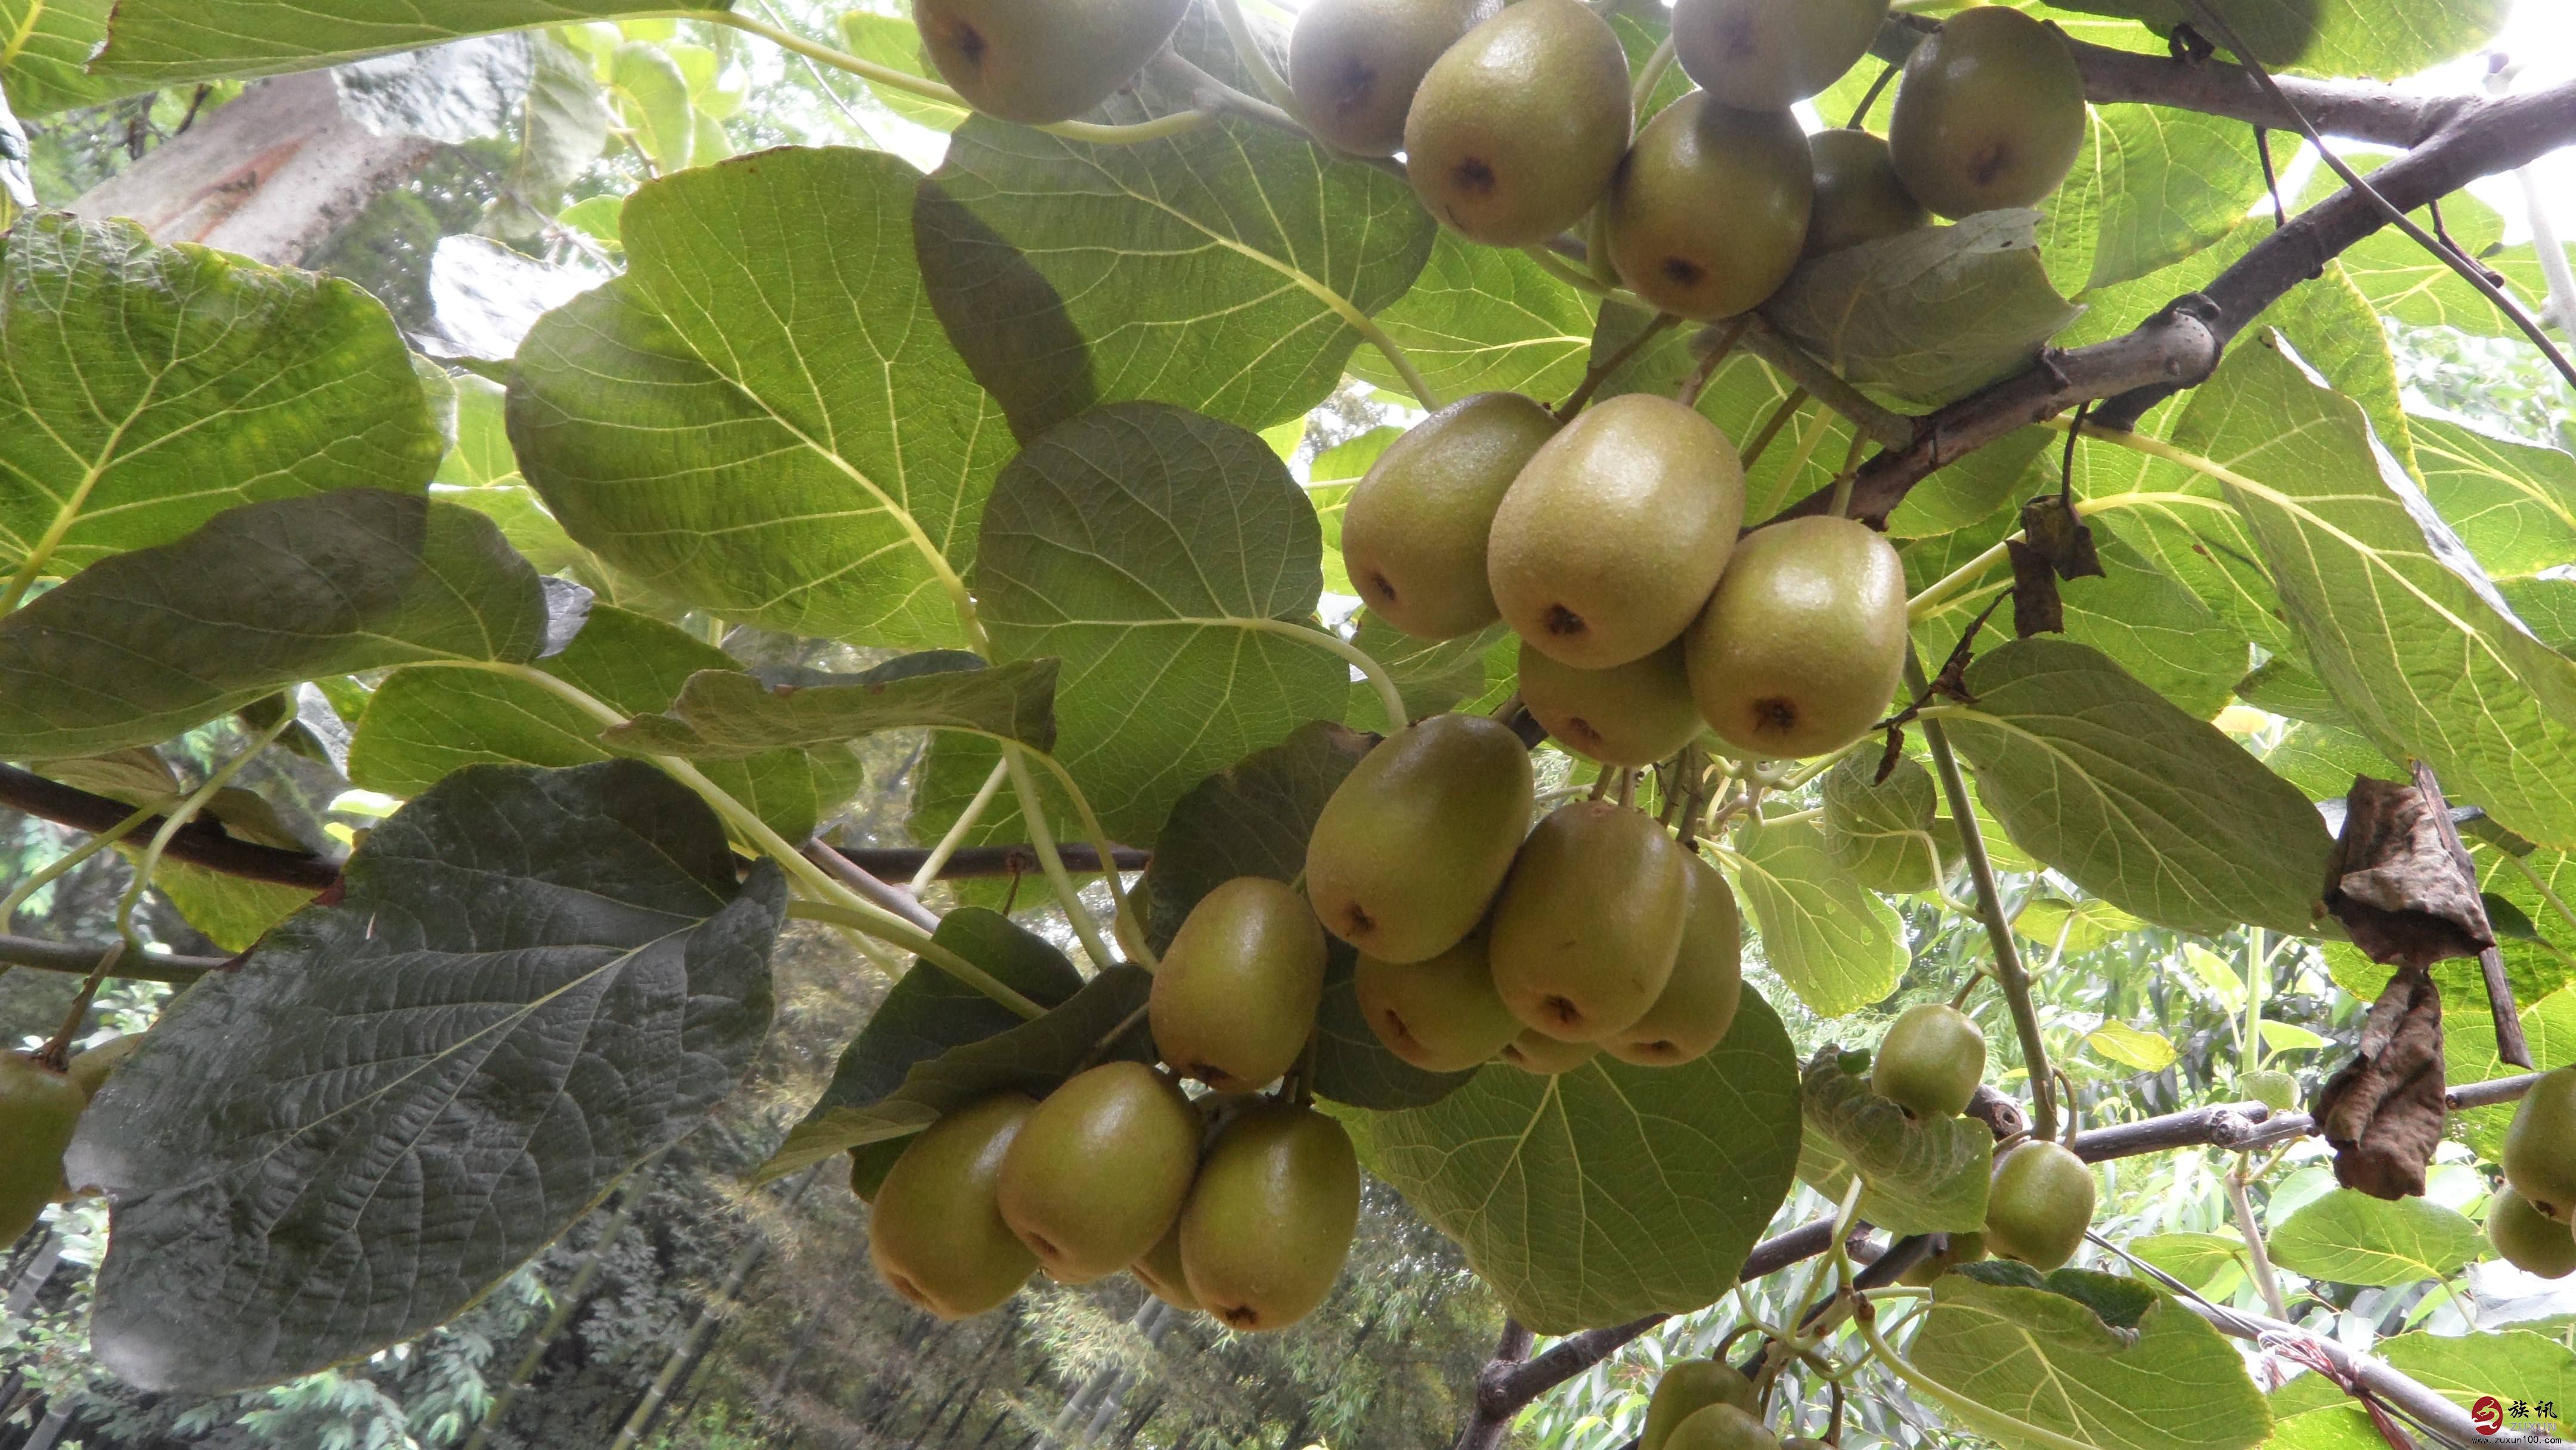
<box><xmin>1724</xmin><ymin>820</ymin><xmax>1906</xmax><ymax>1017</ymax></box>
<box><xmin>2370</xmin><ymin>1329</ymin><xmax>2576</xmax><ymax>1424</ymax></box>
<box><xmin>1910</xmin><ymin>1274</ymin><xmax>2272</xmax><ymax>1450</ymax></box>
<box><xmin>1350</xmin><ymin>993</ymin><xmax>1803</xmax><ymax>1332</ymax></box>
<box><xmin>2040</xmin><ymin>0</ymin><xmax>2504</xmax><ymax>80</ymax></box>
<box><xmin>2085</xmin><ymin>1021</ymin><xmax>2179</xmax><ymax>1071</ymax></box>
<box><xmin>1942</xmin><ymin>637</ymin><xmax>2332</xmax><ymax>934</ymax></box>
<box><xmin>0</xmin><ymin>491</ymin><xmax>550</xmax><ymax>758</ymax></box>
<box><xmin>766</xmin><ymin>963</ymin><xmax>1157</xmax><ymax>1182</ymax></box>
<box><xmin>1343</xmin><ymin>232</ymin><xmax>1595</xmax><ymax>407</ymax></box>
<box><xmin>2078</xmin><ymin>104</ymin><xmax>2264</xmax><ymax>293</ymax></box>
<box><xmin>602</xmin><ymin>653</ymin><xmax>1057</xmax><ymax>759</ymax></box>
<box><xmin>1885</xmin><ymin>429</ymin><xmax>2053</xmax><ymax>540</ymax></box>
<box><xmin>89</xmin><ymin>0</ymin><xmax>731</xmax><ymax>87</ymax></box>
<box><xmin>759</xmin><ymin>907</ymin><xmax>1085</xmax><ymax>1185</ymax></box>
<box><xmin>1141</xmin><ymin>720</ymin><xmax>1470</xmax><ymax>1108</ymax></box>
<box><xmin>2443</xmin><ymin>984</ymin><xmax>2576</xmax><ymax>1160</ymax></box>
<box><xmin>66</xmin><ymin>760</ymin><xmax>787</xmax><ymax>1394</ymax></box>
<box><xmin>2335</xmin><ymin>185</ymin><xmax>2569</xmax><ymax>340</ymax></box>
<box><xmin>2174</xmin><ymin>333</ymin><xmax>2576</xmax><ymax>851</ymax></box>
<box><xmin>2235</xmin><ymin>655</ymin><xmax>2347</xmax><ymax>725</ymax></box>
<box><xmin>2019</xmin><ymin>897</ymin><xmax>2150</xmax><ymax>958</ymax></box>
<box><xmin>2126</xmin><ymin>1231</ymin><xmax>2247</xmax><ymax>1294</ymax></box>
<box><xmin>1344</xmin><ymin>617</ymin><xmax>1514</xmax><ymax>735</ymax></box>
<box><xmin>918</xmin><ymin>55</ymin><xmax>1433</xmax><ymax>433</ymax></box>
<box><xmin>1796</xmin><ymin>1052</ymin><xmax>1992</xmax><ymax>1235</ymax></box>
<box><xmin>1761</xmin><ymin>210</ymin><xmax>2085</xmax><ymax>408</ymax></box>
<box><xmin>608</xmin><ymin>41</ymin><xmax>696</xmax><ymax>174</ymax></box>
<box><xmin>2266</xmin><ymin>1187</ymin><xmax>2484</xmax><ymax>1286</ymax></box>
<box><xmin>834</xmin><ymin>11</ymin><xmax>965</xmax><ymax>130</ymax></box>
<box><xmin>512</xmin><ymin>147</ymin><xmax>1008</xmax><ymax>648</ymax></box>
<box><xmin>1914</xmin><ymin>519</ymin><xmax>2249</xmax><ymax>721</ymax></box>
<box><xmin>940</xmin><ymin>401</ymin><xmax>1346</xmax><ymax>845</ymax></box>
<box><xmin>0</xmin><ymin>0</ymin><xmax>120</xmax><ymax>114</ymax></box>
<box><xmin>0</xmin><ymin>212</ymin><xmax>441</xmax><ymax>581</ymax></box>
<box><xmin>145</xmin><ymin>860</ymin><xmax>315</xmax><ymax>955</ymax></box>
<box><xmin>2413</xmin><ymin>414</ymin><xmax>2576</xmax><ymax>581</ymax></box>
<box><xmin>348</xmin><ymin>604</ymin><xmax>868</xmax><ymax>840</ymax></box>
<box><xmin>2261</xmin><ymin>718</ymin><xmax>2398</xmax><ymax>801</ymax></box>
<box><xmin>2257</xmin><ymin>1020</ymin><xmax>2328</xmax><ymax>1053</ymax></box>
<box><xmin>1821</xmin><ymin>752</ymin><xmax>1945</xmax><ymax>894</ymax></box>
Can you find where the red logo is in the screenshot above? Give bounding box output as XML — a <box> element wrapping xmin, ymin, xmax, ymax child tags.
<box><xmin>2472</xmin><ymin>1396</ymin><xmax>2504</xmax><ymax>1436</ymax></box>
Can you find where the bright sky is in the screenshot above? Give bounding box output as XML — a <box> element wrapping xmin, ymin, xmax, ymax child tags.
<box><xmin>2412</xmin><ymin>0</ymin><xmax>2576</xmax><ymax>245</ymax></box>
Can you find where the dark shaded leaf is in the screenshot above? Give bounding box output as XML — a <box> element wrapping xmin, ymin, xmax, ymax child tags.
<box><xmin>0</xmin><ymin>491</ymin><xmax>550</xmax><ymax>758</ymax></box>
<box><xmin>66</xmin><ymin>761</ymin><xmax>787</xmax><ymax>1394</ymax></box>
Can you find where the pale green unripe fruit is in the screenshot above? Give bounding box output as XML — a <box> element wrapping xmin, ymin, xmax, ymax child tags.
<box><xmin>1516</xmin><ymin>638</ymin><xmax>1703</xmax><ymax>769</ymax></box>
<box><xmin>2490</xmin><ymin>1184</ymin><xmax>2576</xmax><ymax>1278</ymax></box>
<box><xmin>914</xmin><ymin>0</ymin><xmax>1190</xmax><ymax>124</ymax></box>
<box><xmin>1</xmin><ymin>1054</ymin><xmax>85</xmax><ymax>1242</ymax></box>
<box><xmin>2503</xmin><ymin>1066</ymin><xmax>2576</xmax><ymax>1221</ymax></box>
<box><xmin>1498</xmin><ymin>1027</ymin><xmax>1600</xmax><ymax>1074</ymax></box>
<box><xmin>1490</xmin><ymin>393</ymin><xmax>1747</xmax><ymax>670</ymax></box>
<box><xmin>1403</xmin><ymin>0</ymin><xmax>1633</xmax><ymax>246</ymax></box>
<box><xmin>1605</xmin><ymin>94</ymin><xmax>1813</xmax><ymax>322</ymax></box>
<box><xmin>1132</xmin><ymin>1220</ymin><xmax>1203</xmax><ymax>1309</ymax></box>
<box><xmin>1490</xmin><ymin>802</ymin><xmax>1690</xmax><ymax>1042</ymax></box>
<box><xmin>1343</xmin><ymin>393</ymin><xmax>1560</xmax><ymax>641</ymax></box>
<box><xmin>1888</xmin><ymin>5</ymin><xmax>2086</xmax><ymax>219</ymax></box>
<box><xmin>1642</xmin><ymin>1361</ymin><xmax>1759</xmax><ymax>1450</ymax></box>
<box><xmin>1151</xmin><ymin>876</ymin><xmax>1327</xmax><ymax>1091</ymax></box>
<box><xmin>1306</xmin><ymin>713</ymin><xmax>1535</xmax><ymax>963</ymax></box>
<box><xmin>1290</xmin><ymin>0</ymin><xmax>1498</xmax><ymax>156</ymax></box>
<box><xmin>998</xmin><ymin>1061</ymin><xmax>1202</xmax><ymax>1283</ymax></box>
<box><xmin>1672</xmin><ymin>0</ymin><xmax>1891</xmax><ymax>109</ymax></box>
<box><xmin>1355</xmin><ymin>933</ymin><xmax>1523</xmax><ymax>1073</ymax></box>
<box><xmin>1686</xmin><ymin>515</ymin><xmax>1908</xmax><ymax>760</ymax></box>
<box><xmin>1606</xmin><ymin>857</ymin><xmax>1744</xmax><ymax>1067</ymax></box>
<box><xmin>1806</xmin><ymin>128</ymin><xmax>1931</xmax><ymax>256</ymax></box>
<box><xmin>1179</xmin><ymin>1104</ymin><xmax>1362</xmax><ymax>1331</ymax></box>
<box><xmin>1985</xmin><ymin>1139</ymin><xmax>2095</xmax><ymax>1271</ymax></box>
<box><xmin>1872</xmin><ymin>1002</ymin><xmax>1987</xmax><ymax>1118</ymax></box>
<box><xmin>1666</xmin><ymin>1402</ymin><xmax>1779</xmax><ymax>1450</ymax></box>
<box><xmin>868</xmin><ymin>1093</ymin><xmax>1039</xmax><ymax>1319</ymax></box>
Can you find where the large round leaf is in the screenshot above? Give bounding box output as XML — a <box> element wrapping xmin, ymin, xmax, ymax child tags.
<box><xmin>1351</xmin><ymin>993</ymin><xmax>1802</xmax><ymax>1331</ymax></box>
<box><xmin>65</xmin><ymin>760</ymin><xmax>788</xmax><ymax>1395</ymax></box>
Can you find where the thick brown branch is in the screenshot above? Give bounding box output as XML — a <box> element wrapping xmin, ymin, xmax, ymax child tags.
<box><xmin>0</xmin><ymin>933</ymin><xmax>225</xmax><ymax>984</ymax></box>
<box><xmin>0</xmin><ymin>763</ymin><xmax>343</xmax><ymax>891</ymax></box>
<box><xmin>1778</xmin><ymin>76</ymin><xmax>2576</xmax><ymax>527</ymax></box>
<box><xmin>0</xmin><ymin>763</ymin><xmax>1150</xmax><ymax>891</ymax></box>
<box><xmin>1872</xmin><ymin>14</ymin><xmax>2467</xmax><ymax>148</ymax></box>
<box><xmin>1444</xmin><ymin>1071</ymin><xmax>2546</xmax><ymax>1439</ymax></box>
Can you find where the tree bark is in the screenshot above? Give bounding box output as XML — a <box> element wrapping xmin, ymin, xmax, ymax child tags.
<box><xmin>65</xmin><ymin>72</ymin><xmax>435</xmax><ymax>264</ymax></box>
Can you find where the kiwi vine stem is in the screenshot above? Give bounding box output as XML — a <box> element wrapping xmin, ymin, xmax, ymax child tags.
<box><xmin>1907</xmin><ymin>651</ymin><xmax>2058</xmax><ymax>1143</ymax></box>
<box><xmin>1773</xmin><ymin>67</ymin><xmax>2576</xmax><ymax>526</ymax></box>
<box><xmin>2172</xmin><ymin>0</ymin><xmax>2576</xmax><ymax>395</ymax></box>
<box><xmin>1209</xmin><ymin>0</ymin><xmax>1304</xmax><ymax>118</ymax></box>
<box><xmin>1450</xmin><ymin>1072</ymin><xmax>2544</xmax><ymax>1448</ymax></box>
<box><xmin>1736</xmin><ymin>320</ymin><xmax>1913</xmax><ymax>451</ymax></box>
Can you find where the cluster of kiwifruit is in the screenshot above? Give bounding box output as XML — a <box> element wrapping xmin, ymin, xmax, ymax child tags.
<box><xmin>1868</xmin><ymin>1002</ymin><xmax>2098</xmax><ymax>1275</ymax></box>
<box><xmin>1634</xmin><ymin>1354</ymin><xmax>1826</xmax><ymax>1450</ymax></box>
<box><xmin>906</xmin><ymin>0</ymin><xmax>2089</xmax><ymax>301</ymax></box>
<box><xmin>2491</xmin><ymin>1065</ymin><xmax>2576</xmax><ymax>1279</ymax></box>
<box><xmin>1307</xmin><ymin>710</ymin><xmax>1745</xmax><ymax>1076</ymax></box>
<box><xmin>1</xmin><ymin>1034</ymin><xmax>141</xmax><ymax>1243</ymax></box>
<box><xmin>869</xmin><ymin>877</ymin><xmax>1360</xmax><ymax>1330</ymax></box>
